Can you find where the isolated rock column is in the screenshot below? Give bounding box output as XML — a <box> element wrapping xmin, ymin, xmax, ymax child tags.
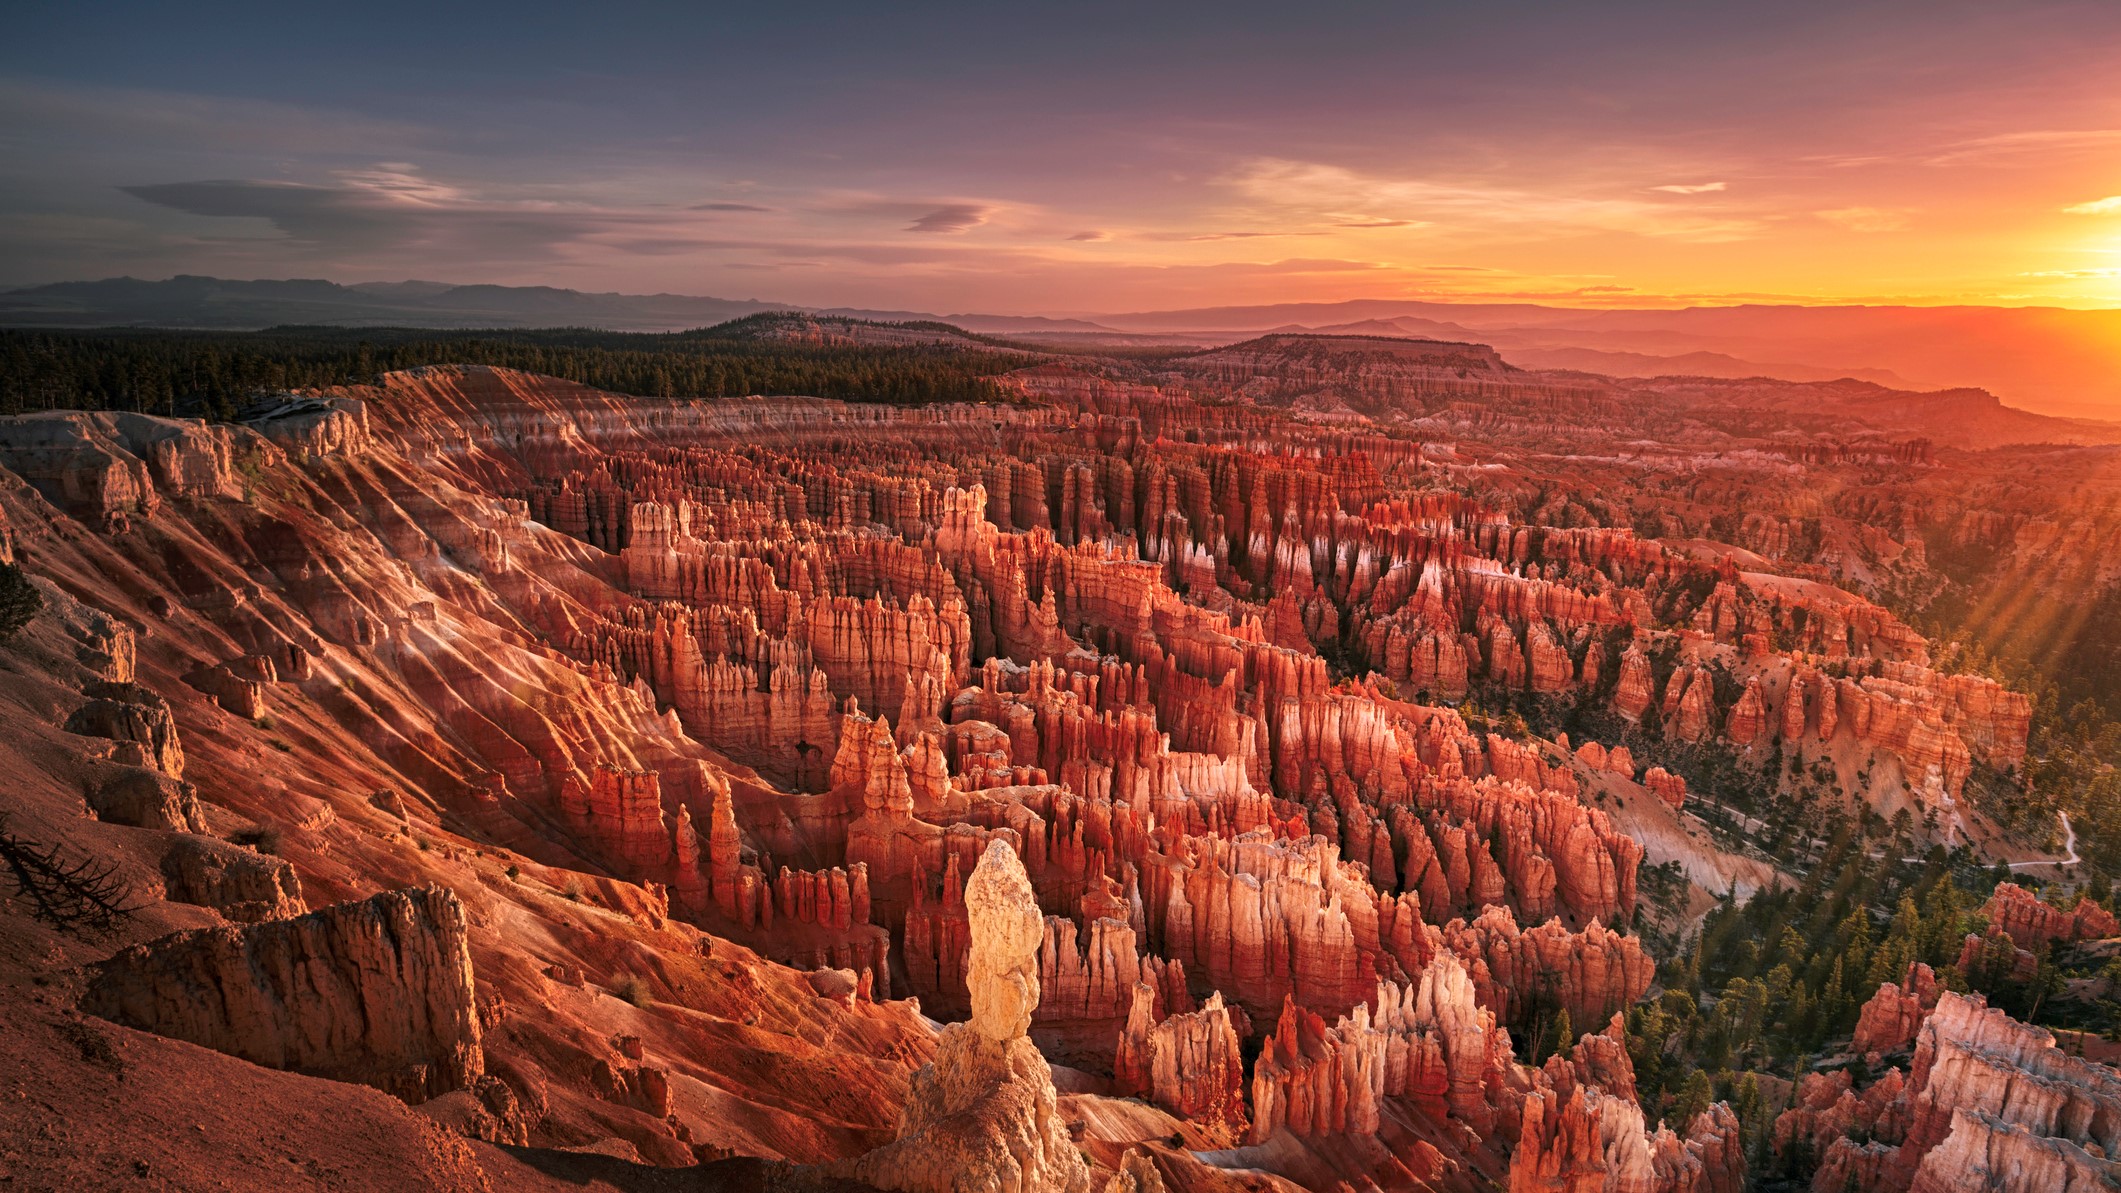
<box><xmin>853</xmin><ymin>839</ymin><xmax>1091</xmax><ymax>1193</ymax></box>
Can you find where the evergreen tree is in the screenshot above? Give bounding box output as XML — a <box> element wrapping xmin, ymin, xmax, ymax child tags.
<box><xmin>1671</xmin><ymin>1070</ymin><xmax>1715</xmax><ymax>1129</ymax></box>
<box><xmin>1546</xmin><ymin>1009</ymin><xmax>1574</xmax><ymax>1062</ymax></box>
<box><xmin>0</xmin><ymin>562</ymin><xmax>40</xmax><ymax>644</ymax></box>
<box><xmin>1733</xmin><ymin>1074</ymin><xmax>1766</xmax><ymax>1163</ymax></box>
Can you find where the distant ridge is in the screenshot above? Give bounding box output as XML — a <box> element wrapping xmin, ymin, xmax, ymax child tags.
<box><xmin>0</xmin><ymin>275</ymin><xmax>784</xmax><ymax>332</ymax></box>
<box><xmin>7</xmin><ymin>275</ymin><xmax>2121</xmax><ymax>416</ymax></box>
<box><xmin>0</xmin><ymin>275</ymin><xmax>1114</xmax><ymax>337</ymax></box>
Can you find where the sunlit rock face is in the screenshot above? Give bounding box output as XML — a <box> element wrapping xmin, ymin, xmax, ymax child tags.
<box><xmin>852</xmin><ymin>840</ymin><xmax>1091</xmax><ymax>1193</ymax></box>
<box><xmin>1779</xmin><ymin>985</ymin><xmax>2121</xmax><ymax>1193</ymax></box>
<box><xmin>3</xmin><ymin>355</ymin><xmax>2059</xmax><ymax>1191</ymax></box>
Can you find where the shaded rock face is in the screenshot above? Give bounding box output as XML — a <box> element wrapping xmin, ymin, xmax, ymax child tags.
<box><xmin>854</xmin><ymin>841</ymin><xmax>1090</xmax><ymax>1193</ymax></box>
<box><xmin>87</xmin><ymin>764</ymin><xmax>205</xmax><ymax>832</ymax></box>
<box><xmin>1908</xmin><ymin>1108</ymin><xmax>2121</xmax><ymax>1193</ymax></box>
<box><xmin>415</xmin><ymin>1076</ymin><xmax>531</xmax><ymax>1148</ymax></box>
<box><xmin>1851</xmin><ymin>962</ymin><xmax>1938</xmax><ymax>1058</ymax></box>
<box><xmin>1891</xmin><ymin>992</ymin><xmax>2121</xmax><ymax>1189</ymax></box>
<box><xmin>158</xmin><ymin>834</ymin><xmax>306</xmax><ymax>922</ymax></box>
<box><xmin>1252</xmin><ymin>960</ymin><xmax>1512</xmax><ymax>1143</ymax></box>
<box><xmin>1115</xmin><ymin>984</ymin><xmax>1248</xmax><ymax>1138</ymax></box>
<box><xmin>1508</xmin><ymin>1015</ymin><xmax>1746</xmax><ymax>1193</ymax></box>
<box><xmin>186</xmin><ymin>661</ymin><xmax>266</xmax><ymax>719</ymax></box>
<box><xmin>84</xmin><ymin>887</ymin><xmax>481</xmax><ymax>1103</ymax></box>
<box><xmin>0</xmin><ymin>409</ymin><xmax>254</xmax><ymax>528</ymax></box>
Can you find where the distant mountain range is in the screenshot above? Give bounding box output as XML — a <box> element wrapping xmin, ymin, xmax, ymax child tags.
<box><xmin>0</xmin><ymin>275</ymin><xmax>1109</xmax><ymax>337</ymax></box>
<box><xmin>0</xmin><ymin>275</ymin><xmax>779</xmax><ymax>331</ymax></box>
<box><xmin>1086</xmin><ymin>298</ymin><xmax>2121</xmax><ymax>419</ymax></box>
<box><xmin>7</xmin><ymin>275</ymin><xmax>2121</xmax><ymax>418</ymax></box>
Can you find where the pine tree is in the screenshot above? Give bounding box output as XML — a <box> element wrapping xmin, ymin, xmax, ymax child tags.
<box><xmin>1822</xmin><ymin>956</ymin><xmax>1851</xmax><ymax>1033</ymax></box>
<box><xmin>1733</xmin><ymin>1074</ymin><xmax>1766</xmax><ymax>1163</ymax></box>
<box><xmin>1671</xmin><ymin>1070</ymin><xmax>1715</xmax><ymax>1129</ymax></box>
<box><xmin>1787</xmin><ymin>981</ymin><xmax>1818</xmax><ymax>1050</ymax></box>
<box><xmin>0</xmin><ymin>563</ymin><xmax>40</xmax><ymax>644</ymax></box>
<box><xmin>1547</xmin><ymin>1009</ymin><xmax>1574</xmax><ymax>1062</ymax></box>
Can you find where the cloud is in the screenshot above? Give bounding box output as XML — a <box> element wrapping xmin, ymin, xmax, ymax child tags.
<box><xmin>1650</xmin><ymin>182</ymin><xmax>1727</xmax><ymax>194</ymax></box>
<box><xmin>1331</xmin><ymin>217</ymin><xmax>1426</xmax><ymax>228</ymax></box>
<box><xmin>1805</xmin><ymin>130</ymin><xmax>2121</xmax><ymax>171</ymax></box>
<box><xmin>2063</xmin><ymin>196</ymin><xmax>2121</xmax><ymax>215</ymax></box>
<box><xmin>2019</xmin><ymin>268</ymin><xmax>2121</xmax><ymax>278</ymax></box>
<box><xmin>1136</xmin><ymin>229</ymin><xmax>1326</xmax><ymax>242</ymax></box>
<box><xmin>609</xmin><ymin>237</ymin><xmax>724</xmax><ymax>256</ymax></box>
<box><xmin>119</xmin><ymin>166</ymin><xmax>668</xmax><ymax>261</ymax></box>
<box><xmin>1226</xmin><ymin>158</ymin><xmax>1764</xmax><ymax>242</ymax></box>
<box><xmin>1067</xmin><ymin>230</ymin><xmax>1109</xmax><ymax>241</ymax></box>
<box><xmin>690</xmin><ymin>201</ymin><xmax>774</xmax><ymax>212</ymax></box>
<box><xmin>123</xmin><ymin>178</ymin><xmax>430</xmax><ymax>248</ymax></box>
<box><xmin>1924</xmin><ymin>129</ymin><xmax>2121</xmax><ymax>165</ymax></box>
<box><xmin>1816</xmin><ymin>206</ymin><xmax>1912</xmax><ymax>232</ymax></box>
<box><xmin>905</xmin><ymin>204</ymin><xmax>990</xmax><ymax>233</ymax></box>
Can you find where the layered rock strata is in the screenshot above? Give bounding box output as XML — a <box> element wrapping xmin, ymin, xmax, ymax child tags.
<box><xmin>84</xmin><ymin>887</ymin><xmax>481</xmax><ymax>1103</ymax></box>
<box><xmin>1788</xmin><ymin>988</ymin><xmax>2121</xmax><ymax>1193</ymax></box>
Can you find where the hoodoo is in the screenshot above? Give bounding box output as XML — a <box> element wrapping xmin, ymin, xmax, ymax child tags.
<box><xmin>853</xmin><ymin>839</ymin><xmax>1092</xmax><ymax>1193</ymax></box>
<box><xmin>2</xmin><ymin>350</ymin><xmax>2110</xmax><ymax>1191</ymax></box>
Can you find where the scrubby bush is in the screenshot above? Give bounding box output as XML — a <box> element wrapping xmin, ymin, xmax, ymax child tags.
<box><xmin>609</xmin><ymin>972</ymin><xmax>653</xmax><ymax>1008</ymax></box>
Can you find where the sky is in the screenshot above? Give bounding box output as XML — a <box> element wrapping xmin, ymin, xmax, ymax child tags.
<box><xmin>6</xmin><ymin>1</ymin><xmax>2121</xmax><ymax>314</ymax></box>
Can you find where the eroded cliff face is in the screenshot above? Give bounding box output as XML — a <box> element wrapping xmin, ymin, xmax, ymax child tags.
<box><xmin>0</xmin><ymin>373</ymin><xmax>946</xmax><ymax>1182</ymax></box>
<box><xmin>85</xmin><ymin>886</ymin><xmax>482</xmax><ymax>1102</ymax></box>
<box><xmin>1778</xmin><ymin>986</ymin><xmax>2121</xmax><ymax>1193</ymax></box>
<box><xmin>1979</xmin><ymin>882</ymin><xmax>2120</xmax><ymax>950</ymax></box>
<box><xmin>1851</xmin><ymin>962</ymin><xmax>1939</xmax><ymax>1059</ymax></box>
<box><xmin>0</xmin><ymin>362</ymin><xmax>2034</xmax><ymax>1189</ymax></box>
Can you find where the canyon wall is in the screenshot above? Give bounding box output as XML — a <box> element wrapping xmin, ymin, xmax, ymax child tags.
<box><xmin>4</xmin><ymin>360</ymin><xmax>2048</xmax><ymax>1189</ymax></box>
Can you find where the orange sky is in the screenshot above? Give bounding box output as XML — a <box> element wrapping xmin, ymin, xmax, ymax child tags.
<box><xmin>7</xmin><ymin>3</ymin><xmax>2121</xmax><ymax>314</ymax></box>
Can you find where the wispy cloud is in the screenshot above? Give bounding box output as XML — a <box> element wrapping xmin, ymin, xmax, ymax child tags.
<box><xmin>1816</xmin><ymin>206</ymin><xmax>1912</xmax><ymax>232</ymax></box>
<box><xmin>2019</xmin><ymin>268</ymin><xmax>2121</xmax><ymax>278</ymax></box>
<box><xmin>691</xmin><ymin>201</ymin><xmax>774</xmax><ymax>212</ymax></box>
<box><xmin>1226</xmin><ymin>158</ymin><xmax>1764</xmax><ymax>242</ymax></box>
<box><xmin>1650</xmin><ymin>182</ymin><xmax>1727</xmax><ymax>194</ymax></box>
<box><xmin>905</xmin><ymin>204</ymin><xmax>990</xmax><ymax>233</ymax></box>
<box><xmin>1923</xmin><ymin>128</ymin><xmax>2121</xmax><ymax>165</ymax></box>
<box><xmin>2063</xmin><ymin>196</ymin><xmax>2121</xmax><ymax>215</ymax></box>
<box><xmin>1136</xmin><ymin>229</ymin><xmax>1326</xmax><ymax>242</ymax></box>
<box><xmin>121</xmin><ymin>167</ymin><xmax>660</xmax><ymax>258</ymax></box>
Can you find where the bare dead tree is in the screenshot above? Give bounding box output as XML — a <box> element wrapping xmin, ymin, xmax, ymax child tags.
<box><xmin>0</xmin><ymin>816</ymin><xmax>141</xmax><ymax>934</ymax></box>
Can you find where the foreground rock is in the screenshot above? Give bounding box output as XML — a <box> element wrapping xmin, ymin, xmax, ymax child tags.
<box><xmin>84</xmin><ymin>886</ymin><xmax>482</xmax><ymax>1102</ymax></box>
<box><xmin>852</xmin><ymin>840</ymin><xmax>1090</xmax><ymax>1193</ymax></box>
<box><xmin>1851</xmin><ymin>961</ymin><xmax>1939</xmax><ymax>1058</ymax></box>
<box><xmin>158</xmin><ymin>834</ymin><xmax>307</xmax><ymax>922</ymax></box>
